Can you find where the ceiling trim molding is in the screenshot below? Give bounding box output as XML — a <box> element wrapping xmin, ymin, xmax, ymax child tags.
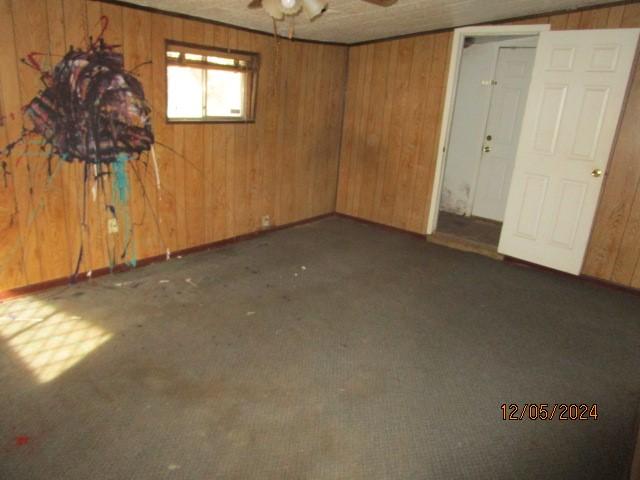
<box><xmin>349</xmin><ymin>0</ymin><xmax>640</xmax><ymax>46</ymax></box>
<box><xmin>96</xmin><ymin>0</ymin><xmax>640</xmax><ymax>47</ymax></box>
<box><xmin>92</xmin><ymin>0</ymin><xmax>351</xmax><ymax>47</ymax></box>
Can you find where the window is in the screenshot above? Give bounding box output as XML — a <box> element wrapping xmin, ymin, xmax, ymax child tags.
<box><xmin>165</xmin><ymin>41</ymin><xmax>259</xmax><ymax>123</ymax></box>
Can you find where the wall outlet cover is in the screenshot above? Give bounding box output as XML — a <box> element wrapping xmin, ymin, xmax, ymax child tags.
<box><xmin>107</xmin><ymin>218</ymin><xmax>119</xmax><ymax>234</ymax></box>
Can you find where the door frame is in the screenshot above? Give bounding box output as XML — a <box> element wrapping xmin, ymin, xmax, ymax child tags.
<box><xmin>426</xmin><ymin>24</ymin><xmax>550</xmax><ymax>235</ymax></box>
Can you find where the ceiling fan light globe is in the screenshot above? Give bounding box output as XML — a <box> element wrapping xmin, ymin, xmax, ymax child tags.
<box><xmin>262</xmin><ymin>0</ymin><xmax>285</xmax><ymax>19</ymax></box>
<box><xmin>302</xmin><ymin>0</ymin><xmax>327</xmax><ymax>19</ymax></box>
<box><xmin>280</xmin><ymin>0</ymin><xmax>302</xmax><ymax>15</ymax></box>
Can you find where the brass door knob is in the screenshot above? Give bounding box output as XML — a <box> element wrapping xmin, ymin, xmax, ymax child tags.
<box><xmin>591</xmin><ymin>168</ymin><xmax>603</xmax><ymax>177</ymax></box>
<box><xmin>483</xmin><ymin>145</ymin><xmax>491</xmax><ymax>153</ymax></box>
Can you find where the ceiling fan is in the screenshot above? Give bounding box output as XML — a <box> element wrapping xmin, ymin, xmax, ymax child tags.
<box><xmin>248</xmin><ymin>0</ymin><xmax>398</xmax><ymax>21</ymax></box>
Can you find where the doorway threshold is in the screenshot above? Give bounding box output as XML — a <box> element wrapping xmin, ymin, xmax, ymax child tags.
<box><xmin>427</xmin><ymin>231</ymin><xmax>504</xmax><ymax>260</ymax></box>
<box><xmin>428</xmin><ymin>212</ymin><xmax>504</xmax><ymax>260</ymax></box>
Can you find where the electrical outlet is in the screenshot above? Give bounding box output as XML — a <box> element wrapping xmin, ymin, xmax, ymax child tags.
<box><xmin>107</xmin><ymin>218</ymin><xmax>119</xmax><ymax>234</ymax></box>
<box><xmin>261</xmin><ymin>215</ymin><xmax>271</xmax><ymax>229</ymax></box>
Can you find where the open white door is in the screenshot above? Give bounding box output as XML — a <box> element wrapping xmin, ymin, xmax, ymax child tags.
<box><xmin>498</xmin><ymin>29</ymin><xmax>640</xmax><ymax>274</ymax></box>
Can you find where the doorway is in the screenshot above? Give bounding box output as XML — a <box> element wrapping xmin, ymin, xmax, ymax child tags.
<box><xmin>432</xmin><ymin>33</ymin><xmax>538</xmax><ymax>255</ymax></box>
<box><xmin>428</xmin><ymin>25</ymin><xmax>639</xmax><ymax>273</ymax></box>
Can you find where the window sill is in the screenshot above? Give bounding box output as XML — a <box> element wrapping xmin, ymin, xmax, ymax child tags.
<box><xmin>166</xmin><ymin>118</ymin><xmax>256</xmax><ymax>125</ymax></box>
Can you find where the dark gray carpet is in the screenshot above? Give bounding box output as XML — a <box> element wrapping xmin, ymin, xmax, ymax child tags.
<box><xmin>1</xmin><ymin>216</ymin><xmax>639</xmax><ymax>480</ymax></box>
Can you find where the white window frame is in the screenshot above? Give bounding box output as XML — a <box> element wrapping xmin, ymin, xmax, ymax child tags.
<box><xmin>165</xmin><ymin>40</ymin><xmax>259</xmax><ymax>124</ymax></box>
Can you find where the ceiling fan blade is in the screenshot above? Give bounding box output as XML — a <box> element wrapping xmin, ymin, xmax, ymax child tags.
<box><xmin>361</xmin><ymin>0</ymin><xmax>398</xmax><ymax>6</ymax></box>
<box><xmin>248</xmin><ymin>0</ymin><xmax>262</xmax><ymax>9</ymax></box>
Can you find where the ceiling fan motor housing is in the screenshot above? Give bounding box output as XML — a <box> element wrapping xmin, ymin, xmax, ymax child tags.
<box><xmin>261</xmin><ymin>0</ymin><xmax>327</xmax><ymax>20</ymax></box>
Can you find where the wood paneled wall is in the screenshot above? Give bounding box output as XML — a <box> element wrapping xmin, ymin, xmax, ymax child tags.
<box><xmin>0</xmin><ymin>0</ymin><xmax>348</xmax><ymax>292</ymax></box>
<box><xmin>2</xmin><ymin>1</ymin><xmax>640</xmax><ymax>292</ymax></box>
<box><xmin>336</xmin><ymin>3</ymin><xmax>640</xmax><ymax>290</ymax></box>
<box><xmin>337</xmin><ymin>31</ymin><xmax>451</xmax><ymax>234</ymax></box>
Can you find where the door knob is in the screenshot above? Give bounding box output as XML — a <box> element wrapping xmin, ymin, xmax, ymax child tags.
<box><xmin>591</xmin><ymin>168</ymin><xmax>603</xmax><ymax>177</ymax></box>
<box><xmin>483</xmin><ymin>145</ymin><xmax>491</xmax><ymax>153</ymax></box>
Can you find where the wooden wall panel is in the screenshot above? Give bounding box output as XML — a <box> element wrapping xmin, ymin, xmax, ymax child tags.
<box><xmin>551</xmin><ymin>5</ymin><xmax>640</xmax><ymax>289</ymax></box>
<box><xmin>0</xmin><ymin>0</ymin><xmax>348</xmax><ymax>292</ymax></box>
<box><xmin>0</xmin><ymin>0</ymin><xmax>26</xmax><ymax>291</ymax></box>
<box><xmin>337</xmin><ymin>32</ymin><xmax>451</xmax><ymax>234</ymax></box>
<box><xmin>336</xmin><ymin>3</ymin><xmax>640</xmax><ymax>291</ymax></box>
<box><xmin>4</xmin><ymin>0</ymin><xmax>640</xmax><ymax>293</ymax></box>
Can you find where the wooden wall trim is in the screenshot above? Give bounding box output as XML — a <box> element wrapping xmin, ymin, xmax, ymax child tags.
<box><xmin>339</xmin><ymin>212</ymin><xmax>640</xmax><ymax>297</ymax></box>
<box><xmin>503</xmin><ymin>256</ymin><xmax>640</xmax><ymax>297</ymax></box>
<box><xmin>8</xmin><ymin>209</ymin><xmax>639</xmax><ymax>302</ymax></box>
<box><xmin>334</xmin><ymin>212</ymin><xmax>427</xmax><ymax>239</ymax></box>
<box><xmin>0</xmin><ymin>213</ymin><xmax>334</xmax><ymax>301</ymax></box>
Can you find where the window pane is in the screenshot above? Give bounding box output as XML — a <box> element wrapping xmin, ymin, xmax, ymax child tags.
<box><xmin>185</xmin><ymin>53</ymin><xmax>204</xmax><ymax>62</ymax></box>
<box><xmin>166</xmin><ymin>51</ymin><xmax>180</xmax><ymax>59</ymax></box>
<box><xmin>206</xmin><ymin>70</ymin><xmax>244</xmax><ymax>118</ymax></box>
<box><xmin>167</xmin><ymin>66</ymin><xmax>203</xmax><ymax>119</ymax></box>
<box><xmin>206</xmin><ymin>56</ymin><xmax>236</xmax><ymax>66</ymax></box>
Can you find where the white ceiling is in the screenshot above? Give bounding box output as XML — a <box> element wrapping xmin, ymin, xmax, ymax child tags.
<box><xmin>121</xmin><ymin>0</ymin><xmax>620</xmax><ymax>44</ymax></box>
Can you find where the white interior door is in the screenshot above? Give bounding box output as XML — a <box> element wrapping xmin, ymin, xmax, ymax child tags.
<box><xmin>498</xmin><ymin>29</ymin><xmax>639</xmax><ymax>274</ymax></box>
<box><xmin>472</xmin><ymin>46</ymin><xmax>536</xmax><ymax>222</ymax></box>
<box><xmin>440</xmin><ymin>40</ymin><xmax>499</xmax><ymax>216</ymax></box>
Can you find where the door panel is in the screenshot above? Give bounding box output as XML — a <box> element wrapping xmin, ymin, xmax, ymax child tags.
<box><xmin>498</xmin><ymin>29</ymin><xmax>640</xmax><ymax>275</ymax></box>
<box><xmin>588</xmin><ymin>45</ymin><xmax>620</xmax><ymax>71</ymax></box>
<box><xmin>515</xmin><ymin>174</ymin><xmax>548</xmax><ymax>239</ymax></box>
<box><xmin>570</xmin><ymin>86</ymin><xmax>609</xmax><ymax>160</ymax></box>
<box><xmin>548</xmin><ymin>47</ymin><xmax>575</xmax><ymax>70</ymax></box>
<box><xmin>550</xmin><ymin>180</ymin><xmax>586</xmax><ymax>248</ymax></box>
<box><xmin>472</xmin><ymin>47</ymin><xmax>536</xmax><ymax>222</ymax></box>
<box><xmin>532</xmin><ymin>84</ymin><xmax>567</xmax><ymax>154</ymax></box>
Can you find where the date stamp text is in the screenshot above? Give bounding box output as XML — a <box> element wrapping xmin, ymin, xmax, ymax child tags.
<box><xmin>501</xmin><ymin>403</ymin><xmax>598</xmax><ymax>421</ymax></box>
